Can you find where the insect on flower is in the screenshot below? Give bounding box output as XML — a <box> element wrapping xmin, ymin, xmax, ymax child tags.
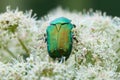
<box><xmin>45</xmin><ymin>17</ymin><xmax>77</xmax><ymax>62</ymax></box>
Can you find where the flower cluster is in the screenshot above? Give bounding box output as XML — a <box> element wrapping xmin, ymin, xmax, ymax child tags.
<box><xmin>0</xmin><ymin>7</ymin><xmax>39</xmax><ymax>62</ymax></box>
<box><xmin>0</xmin><ymin>7</ymin><xmax>120</xmax><ymax>80</ymax></box>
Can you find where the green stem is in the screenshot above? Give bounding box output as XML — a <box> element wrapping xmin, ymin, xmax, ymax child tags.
<box><xmin>17</xmin><ymin>37</ymin><xmax>30</xmax><ymax>57</ymax></box>
<box><xmin>75</xmin><ymin>54</ymin><xmax>78</xmax><ymax>68</ymax></box>
<box><xmin>116</xmin><ymin>48</ymin><xmax>120</xmax><ymax>53</ymax></box>
<box><xmin>3</xmin><ymin>45</ymin><xmax>17</xmax><ymax>59</ymax></box>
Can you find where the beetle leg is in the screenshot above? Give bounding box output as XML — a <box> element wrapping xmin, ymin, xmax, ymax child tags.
<box><xmin>45</xmin><ymin>37</ymin><xmax>47</xmax><ymax>43</ymax></box>
<box><xmin>73</xmin><ymin>37</ymin><xmax>78</xmax><ymax>43</ymax></box>
<box><xmin>58</xmin><ymin>56</ymin><xmax>66</xmax><ymax>63</ymax></box>
<box><xmin>73</xmin><ymin>35</ymin><xmax>78</xmax><ymax>43</ymax></box>
<box><xmin>73</xmin><ymin>24</ymin><xmax>76</xmax><ymax>28</ymax></box>
<box><xmin>72</xmin><ymin>24</ymin><xmax>78</xmax><ymax>43</ymax></box>
<box><xmin>44</xmin><ymin>34</ymin><xmax>47</xmax><ymax>43</ymax></box>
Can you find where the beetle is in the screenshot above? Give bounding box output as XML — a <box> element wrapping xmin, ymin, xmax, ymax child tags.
<box><xmin>45</xmin><ymin>17</ymin><xmax>76</xmax><ymax>62</ymax></box>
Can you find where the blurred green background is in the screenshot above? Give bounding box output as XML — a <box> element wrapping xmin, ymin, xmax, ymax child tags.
<box><xmin>0</xmin><ymin>0</ymin><xmax>119</xmax><ymax>17</ymax></box>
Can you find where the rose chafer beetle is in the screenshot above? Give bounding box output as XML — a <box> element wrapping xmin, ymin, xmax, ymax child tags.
<box><xmin>45</xmin><ymin>17</ymin><xmax>76</xmax><ymax>62</ymax></box>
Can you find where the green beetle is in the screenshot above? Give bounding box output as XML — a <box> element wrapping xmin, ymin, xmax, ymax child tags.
<box><xmin>46</xmin><ymin>17</ymin><xmax>76</xmax><ymax>62</ymax></box>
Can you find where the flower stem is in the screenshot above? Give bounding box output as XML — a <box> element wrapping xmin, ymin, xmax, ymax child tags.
<box><xmin>3</xmin><ymin>45</ymin><xmax>17</xmax><ymax>59</ymax></box>
<box><xmin>116</xmin><ymin>48</ymin><xmax>120</xmax><ymax>53</ymax></box>
<box><xmin>17</xmin><ymin>37</ymin><xmax>30</xmax><ymax>58</ymax></box>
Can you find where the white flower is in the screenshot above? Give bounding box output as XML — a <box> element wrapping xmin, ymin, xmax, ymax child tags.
<box><xmin>0</xmin><ymin>7</ymin><xmax>120</xmax><ymax>79</ymax></box>
<box><xmin>0</xmin><ymin>7</ymin><xmax>39</xmax><ymax>62</ymax></box>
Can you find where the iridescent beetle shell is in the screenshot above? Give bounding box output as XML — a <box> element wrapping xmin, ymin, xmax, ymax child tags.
<box><xmin>46</xmin><ymin>17</ymin><xmax>74</xmax><ymax>61</ymax></box>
